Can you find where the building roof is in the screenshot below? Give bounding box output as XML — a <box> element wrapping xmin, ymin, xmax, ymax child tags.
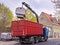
<box><xmin>40</xmin><ymin>12</ymin><xmax>59</xmax><ymax>26</ymax></box>
<box><xmin>42</xmin><ymin>12</ymin><xmax>53</xmax><ymax>22</ymax></box>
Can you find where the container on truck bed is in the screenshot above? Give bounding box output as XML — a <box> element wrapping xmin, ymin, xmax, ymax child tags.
<box><xmin>12</xmin><ymin>20</ymin><xmax>43</xmax><ymax>37</ymax></box>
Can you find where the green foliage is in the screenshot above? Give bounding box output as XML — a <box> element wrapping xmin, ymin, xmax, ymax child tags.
<box><xmin>0</xmin><ymin>3</ymin><xmax>14</xmax><ymax>32</ymax></box>
<box><xmin>0</xmin><ymin>4</ymin><xmax>13</xmax><ymax>21</ymax></box>
<box><xmin>25</xmin><ymin>9</ymin><xmax>37</xmax><ymax>22</ymax></box>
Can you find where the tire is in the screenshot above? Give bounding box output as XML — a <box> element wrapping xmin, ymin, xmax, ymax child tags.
<box><xmin>19</xmin><ymin>38</ymin><xmax>21</xmax><ymax>44</ymax></box>
<box><xmin>19</xmin><ymin>37</ymin><xmax>31</xmax><ymax>44</ymax></box>
<box><xmin>41</xmin><ymin>37</ymin><xmax>45</xmax><ymax>42</ymax></box>
<box><xmin>30</xmin><ymin>36</ymin><xmax>39</xmax><ymax>44</ymax></box>
<box><xmin>38</xmin><ymin>36</ymin><xmax>42</xmax><ymax>42</ymax></box>
<box><xmin>19</xmin><ymin>37</ymin><xmax>24</xmax><ymax>44</ymax></box>
<box><xmin>41</xmin><ymin>36</ymin><xmax>48</xmax><ymax>42</ymax></box>
<box><xmin>44</xmin><ymin>36</ymin><xmax>48</xmax><ymax>41</ymax></box>
<box><xmin>34</xmin><ymin>37</ymin><xmax>39</xmax><ymax>43</ymax></box>
<box><xmin>30</xmin><ymin>37</ymin><xmax>35</xmax><ymax>44</ymax></box>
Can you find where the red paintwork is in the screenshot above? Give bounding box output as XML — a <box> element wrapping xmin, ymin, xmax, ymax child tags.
<box><xmin>12</xmin><ymin>20</ymin><xmax>43</xmax><ymax>37</ymax></box>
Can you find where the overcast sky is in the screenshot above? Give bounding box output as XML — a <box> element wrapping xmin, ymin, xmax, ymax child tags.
<box><xmin>0</xmin><ymin>0</ymin><xmax>55</xmax><ymax>16</ymax></box>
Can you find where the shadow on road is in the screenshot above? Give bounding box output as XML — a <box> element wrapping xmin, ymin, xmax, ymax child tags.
<box><xmin>14</xmin><ymin>43</ymin><xmax>34</xmax><ymax>45</ymax></box>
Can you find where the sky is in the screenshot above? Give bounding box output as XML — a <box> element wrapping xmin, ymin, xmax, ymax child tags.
<box><xmin>0</xmin><ymin>0</ymin><xmax>55</xmax><ymax>16</ymax></box>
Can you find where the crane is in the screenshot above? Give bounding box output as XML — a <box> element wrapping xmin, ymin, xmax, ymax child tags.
<box><xmin>22</xmin><ymin>2</ymin><xmax>39</xmax><ymax>23</ymax></box>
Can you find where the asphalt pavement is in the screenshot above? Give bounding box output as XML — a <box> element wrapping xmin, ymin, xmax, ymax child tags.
<box><xmin>0</xmin><ymin>38</ymin><xmax>60</xmax><ymax>45</ymax></box>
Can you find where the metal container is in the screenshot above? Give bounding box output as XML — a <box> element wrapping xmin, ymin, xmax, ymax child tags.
<box><xmin>12</xmin><ymin>20</ymin><xmax>43</xmax><ymax>37</ymax></box>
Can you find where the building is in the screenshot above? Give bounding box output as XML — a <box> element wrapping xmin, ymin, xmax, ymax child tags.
<box><xmin>39</xmin><ymin>12</ymin><xmax>60</xmax><ymax>38</ymax></box>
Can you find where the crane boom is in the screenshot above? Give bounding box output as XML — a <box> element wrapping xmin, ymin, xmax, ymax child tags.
<box><xmin>22</xmin><ymin>2</ymin><xmax>39</xmax><ymax>23</ymax></box>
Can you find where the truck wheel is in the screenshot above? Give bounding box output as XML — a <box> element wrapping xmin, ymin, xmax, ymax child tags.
<box><xmin>38</xmin><ymin>36</ymin><xmax>42</xmax><ymax>42</ymax></box>
<box><xmin>30</xmin><ymin>37</ymin><xmax>35</xmax><ymax>44</ymax></box>
<box><xmin>30</xmin><ymin>37</ymin><xmax>39</xmax><ymax>44</ymax></box>
<box><xmin>41</xmin><ymin>37</ymin><xmax>45</xmax><ymax>42</ymax></box>
<box><xmin>41</xmin><ymin>36</ymin><xmax>48</xmax><ymax>42</ymax></box>
<box><xmin>34</xmin><ymin>37</ymin><xmax>39</xmax><ymax>43</ymax></box>
<box><xmin>19</xmin><ymin>38</ymin><xmax>22</xmax><ymax>44</ymax></box>
<box><xmin>44</xmin><ymin>36</ymin><xmax>48</xmax><ymax>41</ymax></box>
<box><xmin>19</xmin><ymin>37</ymin><xmax>24</xmax><ymax>44</ymax></box>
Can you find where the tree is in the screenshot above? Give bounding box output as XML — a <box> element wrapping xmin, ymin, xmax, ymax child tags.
<box><xmin>25</xmin><ymin>9</ymin><xmax>37</xmax><ymax>22</ymax></box>
<box><xmin>0</xmin><ymin>4</ymin><xmax>14</xmax><ymax>32</ymax></box>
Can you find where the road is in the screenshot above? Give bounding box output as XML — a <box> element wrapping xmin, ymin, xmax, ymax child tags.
<box><xmin>0</xmin><ymin>38</ymin><xmax>60</xmax><ymax>45</ymax></box>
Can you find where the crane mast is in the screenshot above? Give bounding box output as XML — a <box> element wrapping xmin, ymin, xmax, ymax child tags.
<box><xmin>22</xmin><ymin>2</ymin><xmax>39</xmax><ymax>23</ymax></box>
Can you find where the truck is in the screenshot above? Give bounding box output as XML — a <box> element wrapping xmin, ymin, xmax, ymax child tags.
<box><xmin>11</xmin><ymin>2</ymin><xmax>49</xmax><ymax>44</ymax></box>
<box><xmin>11</xmin><ymin>20</ymin><xmax>49</xmax><ymax>44</ymax></box>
